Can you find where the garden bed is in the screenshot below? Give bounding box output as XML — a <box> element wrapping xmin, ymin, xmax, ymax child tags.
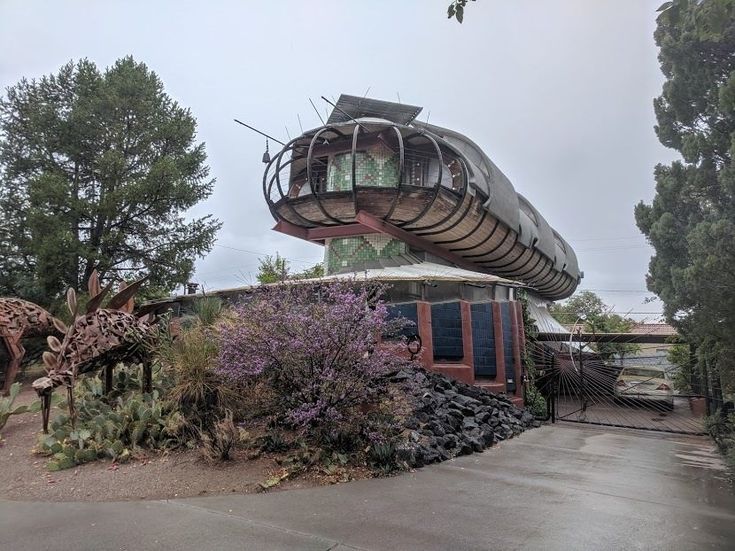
<box><xmin>1</xmin><ymin>366</ymin><xmax>538</xmax><ymax>502</ymax></box>
<box><xmin>0</xmin><ymin>387</ymin><xmax>365</xmax><ymax>502</ymax></box>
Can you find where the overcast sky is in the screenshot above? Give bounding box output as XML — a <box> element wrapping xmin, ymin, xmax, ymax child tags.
<box><xmin>0</xmin><ymin>0</ymin><xmax>678</xmax><ymax>320</ymax></box>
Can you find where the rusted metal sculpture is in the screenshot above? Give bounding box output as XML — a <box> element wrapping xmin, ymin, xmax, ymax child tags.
<box><xmin>0</xmin><ymin>298</ymin><xmax>66</xmax><ymax>395</ymax></box>
<box><xmin>32</xmin><ymin>271</ymin><xmax>155</xmax><ymax>432</ymax></box>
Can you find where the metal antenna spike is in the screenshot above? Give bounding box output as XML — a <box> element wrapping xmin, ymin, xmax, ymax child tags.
<box><xmin>285</xmin><ymin>125</ymin><xmax>291</xmax><ymax>141</ymax></box>
<box><xmin>309</xmin><ymin>98</ymin><xmax>325</xmax><ymax>126</ymax></box>
<box><xmin>233</xmin><ymin>119</ymin><xmax>286</xmax><ymax>146</ymax></box>
<box><xmin>297</xmin><ymin>113</ymin><xmax>304</xmax><ymax>134</ymax></box>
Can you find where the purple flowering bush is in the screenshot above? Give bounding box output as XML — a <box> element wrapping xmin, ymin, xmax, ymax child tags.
<box><xmin>217</xmin><ymin>281</ymin><xmax>411</xmax><ymax>447</ymax></box>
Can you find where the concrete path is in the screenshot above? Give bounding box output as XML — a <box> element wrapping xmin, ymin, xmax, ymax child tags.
<box><xmin>2</xmin><ymin>423</ymin><xmax>734</xmax><ymax>550</ymax></box>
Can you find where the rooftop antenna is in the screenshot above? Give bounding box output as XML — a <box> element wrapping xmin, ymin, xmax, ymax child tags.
<box><xmin>309</xmin><ymin>97</ymin><xmax>325</xmax><ymax>126</ymax></box>
<box><xmin>284</xmin><ymin>125</ymin><xmax>292</xmax><ymax>141</ymax></box>
<box><xmin>396</xmin><ymin>92</ymin><xmax>401</xmax><ymax>104</ymax></box>
<box><xmin>297</xmin><ymin>113</ymin><xmax>304</xmax><ymax>134</ymax></box>
<box><xmin>358</xmin><ymin>86</ymin><xmax>371</xmax><ymax>112</ymax></box>
<box><xmin>233</xmin><ymin>119</ymin><xmax>286</xmax><ymax>146</ymax></box>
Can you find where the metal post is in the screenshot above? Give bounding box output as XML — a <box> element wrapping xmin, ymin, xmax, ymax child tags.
<box><xmin>578</xmin><ymin>328</ymin><xmax>585</xmax><ymax>417</ymax></box>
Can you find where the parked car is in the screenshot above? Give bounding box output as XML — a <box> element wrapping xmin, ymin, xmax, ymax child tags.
<box><xmin>614</xmin><ymin>366</ymin><xmax>674</xmax><ymax>409</ymax></box>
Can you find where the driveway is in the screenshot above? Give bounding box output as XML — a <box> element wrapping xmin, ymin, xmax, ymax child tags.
<box><xmin>1</xmin><ymin>424</ymin><xmax>733</xmax><ymax>550</ymax></box>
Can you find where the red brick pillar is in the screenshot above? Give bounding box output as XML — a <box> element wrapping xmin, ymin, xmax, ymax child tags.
<box><xmin>460</xmin><ymin>300</ymin><xmax>475</xmax><ymax>385</ymax></box>
<box><xmin>510</xmin><ymin>301</ymin><xmax>524</xmax><ymax>397</ymax></box>
<box><xmin>491</xmin><ymin>302</ymin><xmax>506</xmax><ymax>392</ymax></box>
<box><xmin>416</xmin><ymin>301</ymin><xmax>433</xmax><ymax>370</ymax></box>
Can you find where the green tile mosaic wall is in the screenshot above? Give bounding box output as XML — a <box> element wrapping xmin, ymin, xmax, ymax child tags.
<box><xmin>325</xmin><ymin>235</ymin><xmax>408</xmax><ymax>274</ymax></box>
<box><xmin>326</xmin><ymin>143</ymin><xmax>399</xmax><ymax>191</ymax></box>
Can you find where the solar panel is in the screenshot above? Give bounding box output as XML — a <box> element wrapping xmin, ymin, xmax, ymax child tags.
<box><xmin>326</xmin><ymin>94</ymin><xmax>423</xmax><ymax>125</ymax></box>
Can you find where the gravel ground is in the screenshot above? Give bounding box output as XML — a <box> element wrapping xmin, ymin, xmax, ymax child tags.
<box><xmin>0</xmin><ymin>387</ymin><xmax>321</xmax><ymax>502</ymax></box>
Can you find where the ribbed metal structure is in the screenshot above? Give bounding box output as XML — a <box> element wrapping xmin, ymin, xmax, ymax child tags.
<box><xmin>263</xmin><ymin>95</ymin><xmax>581</xmax><ymax>301</ymax></box>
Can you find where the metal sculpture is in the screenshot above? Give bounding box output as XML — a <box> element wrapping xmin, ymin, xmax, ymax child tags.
<box><xmin>0</xmin><ymin>298</ymin><xmax>66</xmax><ymax>395</ymax></box>
<box><xmin>32</xmin><ymin>271</ymin><xmax>155</xmax><ymax>432</ymax></box>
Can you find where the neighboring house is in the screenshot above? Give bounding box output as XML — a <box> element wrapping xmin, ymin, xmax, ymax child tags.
<box><xmin>612</xmin><ymin>323</ymin><xmax>678</xmax><ymax>374</ymax></box>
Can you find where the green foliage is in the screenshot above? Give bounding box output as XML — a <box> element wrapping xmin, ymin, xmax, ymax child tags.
<box><xmin>368</xmin><ymin>441</ymin><xmax>398</xmax><ymax>472</ymax></box>
<box><xmin>525</xmin><ymin>389</ymin><xmax>547</xmax><ymax>418</ymax></box>
<box><xmin>0</xmin><ymin>56</ymin><xmax>221</xmax><ymax>302</ymax></box>
<box><xmin>156</xmin><ymin>314</ymin><xmax>242</xmax><ymax>433</ymax></box>
<box><xmin>257</xmin><ymin>253</ymin><xmax>289</xmax><ymax>284</ymax></box>
<box><xmin>36</xmin><ymin>365</ymin><xmax>187</xmax><ymax>471</ymax></box>
<box><xmin>704</xmin><ymin>411</ymin><xmax>735</xmax><ymax>472</ymax></box>
<box><xmin>668</xmin><ymin>343</ymin><xmax>694</xmax><ymax>392</ymax></box>
<box><xmin>199</xmin><ymin>410</ymin><xmax>238</xmax><ymax>462</ymax></box>
<box><xmin>447</xmin><ymin>0</ymin><xmax>476</xmax><ymax>23</ymax></box>
<box><xmin>256</xmin><ymin>253</ymin><xmax>324</xmax><ymax>284</ymax></box>
<box><xmin>550</xmin><ymin>290</ymin><xmax>640</xmax><ymax>360</ymax></box>
<box><xmin>636</xmin><ymin>0</ymin><xmax>735</xmax><ymax>394</ymax></box>
<box><xmin>292</xmin><ymin>262</ymin><xmax>325</xmax><ymax>280</ymax></box>
<box><xmin>192</xmin><ymin>297</ymin><xmax>223</xmax><ymax>327</ymax></box>
<box><xmin>0</xmin><ymin>382</ymin><xmax>41</xmax><ymax>433</ymax></box>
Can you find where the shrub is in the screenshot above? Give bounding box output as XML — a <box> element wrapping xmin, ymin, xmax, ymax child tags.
<box><xmin>525</xmin><ymin>387</ymin><xmax>547</xmax><ymax>418</ymax></box>
<box><xmin>156</xmin><ymin>315</ymin><xmax>242</xmax><ymax>432</ymax></box>
<box><xmin>217</xmin><ymin>281</ymin><xmax>410</xmax><ymax>444</ymax></box>
<box><xmin>199</xmin><ymin>410</ymin><xmax>238</xmax><ymax>461</ymax></box>
<box><xmin>193</xmin><ymin>296</ymin><xmax>224</xmax><ymax>327</ymax></box>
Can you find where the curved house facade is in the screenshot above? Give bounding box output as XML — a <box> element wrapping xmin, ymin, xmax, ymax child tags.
<box><xmin>264</xmin><ymin>95</ymin><xmax>581</xmax><ymax>301</ymax></box>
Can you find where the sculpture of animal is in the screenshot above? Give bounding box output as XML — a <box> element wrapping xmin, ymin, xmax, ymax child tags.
<box><xmin>33</xmin><ymin>271</ymin><xmax>156</xmax><ymax>432</ymax></box>
<box><xmin>0</xmin><ymin>297</ymin><xmax>66</xmax><ymax>395</ymax></box>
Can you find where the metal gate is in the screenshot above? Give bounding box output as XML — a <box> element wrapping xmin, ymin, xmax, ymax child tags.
<box><xmin>528</xmin><ymin>338</ymin><xmax>711</xmax><ymax>435</ymax></box>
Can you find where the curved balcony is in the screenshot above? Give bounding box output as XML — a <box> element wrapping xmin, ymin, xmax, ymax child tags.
<box><xmin>263</xmin><ymin>117</ymin><xmax>581</xmax><ymax>301</ymax></box>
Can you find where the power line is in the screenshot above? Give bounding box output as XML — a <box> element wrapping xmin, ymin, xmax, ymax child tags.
<box><xmin>212</xmin><ymin>243</ymin><xmax>318</xmax><ymax>265</ymax></box>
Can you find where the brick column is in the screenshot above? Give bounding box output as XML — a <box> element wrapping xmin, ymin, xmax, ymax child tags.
<box><xmin>491</xmin><ymin>302</ymin><xmax>506</xmax><ymax>392</ymax></box>
<box><xmin>460</xmin><ymin>300</ymin><xmax>475</xmax><ymax>385</ymax></box>
<box><xmin>416</xmin><ymin>301</ymin><xmax>433</xmax><ymax>370</ymax></box>
<box><xmin>510</xmin><ymin>301</ymin><xmax>524</xmax><ymax>397</ymax></box>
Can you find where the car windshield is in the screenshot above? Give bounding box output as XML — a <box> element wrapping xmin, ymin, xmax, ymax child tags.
<box><xmin>621</xmin><ymin>368</ymin><xmax>664</xmax><ymax>378</ymax></box>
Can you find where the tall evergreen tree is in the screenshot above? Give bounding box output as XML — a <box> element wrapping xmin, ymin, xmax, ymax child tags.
<box><xmin>635</xmin><ymin>0</ymin><xmax>735</xmax><ymax>393</ymax></box>
<box><xmin>0</xmin><ymin>57</ymin><xmax>221</xmax><ymax>302</ymax></box>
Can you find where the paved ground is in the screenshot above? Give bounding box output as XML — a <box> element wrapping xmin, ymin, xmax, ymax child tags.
<box><xmin>556</xmin><ymin>395</ymin><xmax>705</xmax><ymax>434</ymax></box>
<box><xmin>1</xmin><ymin>423</ymin><xmax>733</xmax><ymax>551</ymax></box>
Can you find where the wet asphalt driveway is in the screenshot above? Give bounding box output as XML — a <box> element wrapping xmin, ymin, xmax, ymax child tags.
<box><xmin>2</xmin><ymin>423</ymin><xmax>733</xmax><ymax>551</ymax></box>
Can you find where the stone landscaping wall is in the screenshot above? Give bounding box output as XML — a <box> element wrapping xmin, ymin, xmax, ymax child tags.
<box><xmin>392</xmin><ymin>367</ymin><xmax>538</xmax><ymax>468</ymax></box>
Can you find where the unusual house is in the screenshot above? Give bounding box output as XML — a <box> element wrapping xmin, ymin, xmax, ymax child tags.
<box><xmin>264</xmin><ymin>95</ymin><xmax>581</xmax><ymax>301</ymax></box>
<box><xmin>260</xmin><ymin>94</ymin><xmax>581</xmax><ymax>403</ymax></box>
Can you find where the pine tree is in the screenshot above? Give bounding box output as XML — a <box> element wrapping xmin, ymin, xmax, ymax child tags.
<box><xmin>635</xmin><ymin>1</ymin><xmax>735</xmax><ymax>393</ymax></box>
<box><xmin>0</xmin><ymin>57</ymin><xmax>221</xmax><ymax>302</ymax></box>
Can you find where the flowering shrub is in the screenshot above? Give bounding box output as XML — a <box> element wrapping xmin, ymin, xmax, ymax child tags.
<box><xmin>217</xmin><ymin>281</ymin><xmax>410</xmax><ymax>440</ymax></box>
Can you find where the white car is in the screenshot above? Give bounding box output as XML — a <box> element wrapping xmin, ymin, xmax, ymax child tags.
<box><xmin>614</xmin><ymin>366</ymin><xmax>674</xmax><ymax>409</ymax></box>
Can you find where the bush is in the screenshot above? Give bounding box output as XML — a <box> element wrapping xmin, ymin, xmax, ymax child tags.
<box><xmin>525</xmin><ymin>387</ymin><xmax>547</xmax><ymax>418</ymax></box>
<box><xmin>704</xmin><ymin>410</ymin><xmax>735</xmax><ymax>473</ymax></box>
<box><xmin>199</xmin><ymin>410</ymin><xmax>238</xmax><ymax>462</ymax></box>
<box><xmin>155</xmin><ymin>313</ymin><xmax>243</xmax><ymax>433</ymax></box>
<box><xmin>217</xmin><ymin>281</ymin><xmax>410</xmax><ymax>445</ymax></box>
